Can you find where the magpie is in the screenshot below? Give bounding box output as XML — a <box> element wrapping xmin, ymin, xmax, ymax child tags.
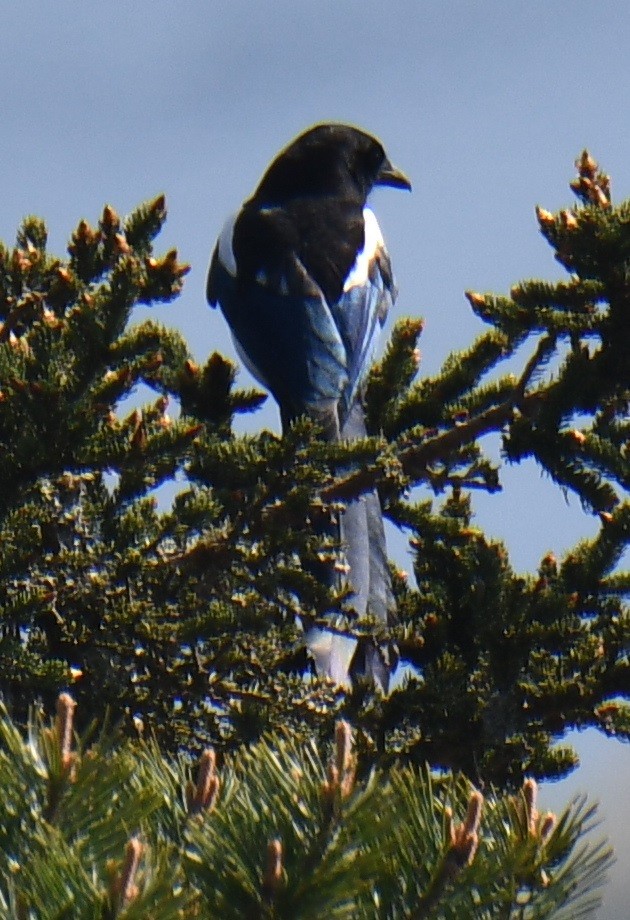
<box><xmin>207</xmin><ymin>123</ymin><xmax>410</xmax><ymax>689</ymax></box>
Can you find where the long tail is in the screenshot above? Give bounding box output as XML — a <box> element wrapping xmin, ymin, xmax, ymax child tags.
<box><xmin>302</xmin><ymin>399</ymin><xmax>396</xmax><ymax>689</ymax></box>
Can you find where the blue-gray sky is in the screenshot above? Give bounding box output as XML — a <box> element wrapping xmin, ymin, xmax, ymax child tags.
<box><xmin>1</xmin><ymin>2</ymin><xmax>629</xmax><ymax>914</ymax></box>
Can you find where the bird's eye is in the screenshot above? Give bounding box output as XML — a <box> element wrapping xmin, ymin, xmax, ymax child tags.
<box><xmin>361</xmin><ymin>143</ymin><xmax>385</xmax><ymax>178</ymax></box>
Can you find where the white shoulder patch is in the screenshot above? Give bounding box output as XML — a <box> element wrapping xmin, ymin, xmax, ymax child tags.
<box><xmin>343</xmin><ymin>208</ymin><xmax>384</xmax><ymax>292</ymax></box>
<box><xmin>217</xmin><ymin>211</ymin><xmax>238</xmax><ymax>277</ymax></box>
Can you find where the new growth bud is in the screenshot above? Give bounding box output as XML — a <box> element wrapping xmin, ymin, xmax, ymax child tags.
<box><xmin>465</xmin><ymin>291</ymin><xmax>486</xmax><ymax>309</ymax></box>
<box><xmin>186</xmin><ymin>748</ymin><xmax>220</xmax><ymax>816</ymax></box>
<box><xmin>514</xmin><ymin>778</ymin><xmax>557</xmax><ymax>846</ymax></box>
<box><xmin>150</xmin><ymin>194</ymin><xmax>166</xmax><ymax>217</ymax></box>
<box><xmin>322</xmin><ymin>720</ymin><xmax>356</xmax><ymax>805</ymax></box>
<box><xmin>522</xmin><ymin>777</ymin><xmax>538</xmax><ymax>835</ymax></box>
<box><xmin>129</xmin><ymin>410</ymin><xmax>147</xmax><ymax>451</ymax></box>
<box><xmin>262</xmin><ymin>838</ymin><xmax>284</xmax><ymax>899</ymax></box>
<box><xmin>101</xmin><ymin>204</ymin><xmax>120</xmax><ymax>232</ymax></box>
<box><xmin>540</xmin><ymin>812</ymin><xmax>557</xmax><ymax>842</ymax></box>
<box><xmin>576</xmin><ymin>150</ymin><xmax>598</xmax><ymax>179</ymax></box>
<box><xmin>114</xmin><ymin>837</ymin><xmax>144</xmax><ymax>909</ymax></box>
<box><xmin>535</xmin><ymin>206</ymin><xmax>555</xmax><ymax>229</ymax></box>
<box><xmin>114</xmin><ymin>233</ymin><xmax>130</xmax><ymax>254</ymax></box>
<box><xmin>55</xmin><ymin>692</ymin><xmax>78</xmax><ymax>779</ymax></box>
<box><xmin>571</xmin><ymin>151</ymin><xmax>611</xmax><ymax>207</ymax></box>
<box><xmin>446</xmin><ymin>789</ymin><xmax>484</xmax><ymax>871</ymax></box>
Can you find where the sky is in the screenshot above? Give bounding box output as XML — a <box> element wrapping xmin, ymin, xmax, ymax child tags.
<box><xmin>1</xmin><ymin>1</ymin><xmax>629</xmax><ymax>913</ymax></box>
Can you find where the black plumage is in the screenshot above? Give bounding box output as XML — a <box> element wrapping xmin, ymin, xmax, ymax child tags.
<box><xmin>207</xmin><ymin>123</ymin><xmax>410</xmax><ymax>687</ymax></box>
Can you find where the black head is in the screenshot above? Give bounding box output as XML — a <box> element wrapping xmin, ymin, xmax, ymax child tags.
<box><xmin>252</xmin><ymin>123</ymin><xmax>411</xmax><ymax>205</ymax></box>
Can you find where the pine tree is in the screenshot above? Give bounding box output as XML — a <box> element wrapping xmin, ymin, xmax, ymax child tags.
<box><xmin>0</xmin><ymin>151</ymin><xmax>627</xmax><ymax>913</ymax></box>
<box><xmin>0</xmin><ymin>695</ymin><xmax>612</xmax><ymax>917</ymax></box>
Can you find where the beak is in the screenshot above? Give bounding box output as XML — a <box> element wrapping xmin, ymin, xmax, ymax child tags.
<box><xmin>377</xmin><ymin>157</ymin><xmax>412</xmax><ymax>191</ymax></box>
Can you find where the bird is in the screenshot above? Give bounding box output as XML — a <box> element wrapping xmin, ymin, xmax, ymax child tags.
<box><xmin>207</xmin><ymin>123</ymin><xmax>410</xmax><ymax>689</ymax></box>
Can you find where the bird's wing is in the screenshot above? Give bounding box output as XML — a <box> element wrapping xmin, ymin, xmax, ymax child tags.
<box><xmin>207</xmin><ymin>213</ymin><xmax>348</xmax><ymax>421</ymax></box>
<box><xmin>207</xmin><ymin>207</ymin><xmax>396</xmax><ymax>431</ymax></box>
<box><xmin>330</xmin><ymin>208</ymin><xmax>397</xmax><ymax>420</ymax></box>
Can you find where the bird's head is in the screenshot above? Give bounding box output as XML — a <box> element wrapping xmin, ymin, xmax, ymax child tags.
<box><xmin>252</xmin><ymin>123</ymin><xmax>411</xmax><ymax>205</ymax></box>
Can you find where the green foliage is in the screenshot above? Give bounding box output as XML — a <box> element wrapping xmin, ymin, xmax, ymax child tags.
<box><xmin>0</xmin><ymin>155</ymin><xmax>628</xmax><ymax>796</ymax></box>
<box><xmin>0</xmin><ymin>701</ymin><xmax>612</xmax><ymax>918</ymax></box>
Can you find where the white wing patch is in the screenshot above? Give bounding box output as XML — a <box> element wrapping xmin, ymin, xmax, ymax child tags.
<box><xmin>217</xmin><ymin>212</ymin><xmax>238</xmax><ymax>277</ymax></box>
<box><xmin>343</xmin><ymin>208</ymin><xmax>384</xmax><ymax>292</ymax></box>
